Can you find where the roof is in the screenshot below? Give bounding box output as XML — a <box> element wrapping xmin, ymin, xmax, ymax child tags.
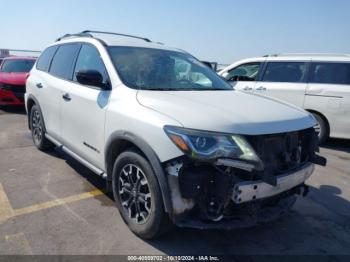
<box><xmin>262</xmin><ymin>53</ymin><xmax>350</xmax><ymax>62</ymax></box>
<box><xmin>57</xmin><ymin>37</ymin><xmax>184</xmax><ymax>53</ymax></box>
<box><xmin>53</xmin><ymin>30</ymin><xmax>185</xmax><ymax>53</ymax></box>
<box><xmin>219</xmin><ymin>53</ymin><xmax>350</xmax><ymax>74</ymax></box>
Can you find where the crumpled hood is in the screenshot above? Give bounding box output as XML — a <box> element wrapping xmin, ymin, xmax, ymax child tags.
<box><xmin>0</xmin><ymin>72</ymin><xmax>28</xmax><ymax>85</ymax></box>
<box><xmin>137</xmin><ymin>90</ymin><xmax>316</xmax><ymax>135</ymax></box>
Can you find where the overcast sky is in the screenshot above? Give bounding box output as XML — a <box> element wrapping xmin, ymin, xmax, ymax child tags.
<box><xmin>1</xmin><ymin>0</ymin><xmax>350</xmax><ymax>64</ymax></box>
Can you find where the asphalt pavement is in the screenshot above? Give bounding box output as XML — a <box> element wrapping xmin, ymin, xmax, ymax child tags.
<box><xmin>0</xmin><ymin>107</ymin><xmax>349</xmax><ymax>255</ymax></box>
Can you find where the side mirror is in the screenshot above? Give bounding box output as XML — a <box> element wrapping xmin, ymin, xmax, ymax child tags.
<box><xmin>228</xmin><ymin>75</ymin><xmax>239</xmax><ymax>82</ymax></box>
<box><xmin>76</xmin><ymin>70</ymin><xmax>109</xmax><ymax>89</ymax></box>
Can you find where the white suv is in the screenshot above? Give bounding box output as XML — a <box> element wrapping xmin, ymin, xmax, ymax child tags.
<box><xmin>219</xmin><ymin>54</ymin><xmax>350</xmax><ymax>143</ymax></box>
<box><xmin>26</xmin><ymin>31</ymin><xmax>326</xmax><ymax>239</ymax></box>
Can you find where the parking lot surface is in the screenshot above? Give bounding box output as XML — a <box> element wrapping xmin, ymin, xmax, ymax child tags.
<box><xmin>0</xmin><ymin>107</ymin><xmax>350</xmax><ymax>255</ymax></box>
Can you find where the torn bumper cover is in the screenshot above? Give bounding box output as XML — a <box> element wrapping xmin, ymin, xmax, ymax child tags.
<box><xmin>232</xmin><ymin>162</ymin><xmax>314</xmax><ymax>204</ymax></box>
<box><xmin>164</xmin><ymin>127</ymin><xmax>326</xmax><ymax>229</ymax></box>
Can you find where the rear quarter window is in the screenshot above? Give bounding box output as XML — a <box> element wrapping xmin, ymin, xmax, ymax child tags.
<box><xmin>309</xmin><ymin>62</ymin><xmax>350</xmax><ymax>85</ymax></box>
<box><xmin>36</xmin><ymin>46</ymin><xmax>58</xmax><ymax>72</ymax></box>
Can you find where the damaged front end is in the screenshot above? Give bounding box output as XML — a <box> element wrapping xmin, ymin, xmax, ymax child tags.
<box><xmin>163</xmin><ymin>126</ymin><xmax>326</xmax><ymax>229</ymax></box>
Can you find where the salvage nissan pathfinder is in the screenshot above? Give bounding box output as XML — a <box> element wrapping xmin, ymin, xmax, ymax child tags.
<box><xmin>25</xmin><ymin>31</ymin><xmax>326</xmax><ymax>239</ymax></box>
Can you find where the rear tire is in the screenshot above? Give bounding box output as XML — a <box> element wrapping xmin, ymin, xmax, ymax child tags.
<box><xmin>312</xmin><ymin>113</ymin><xmax>329</xmax><ymax>144</ymax></box>
<box><xmin>112</xmin><ymin>150</ymin><xmax>172</xmax><ymax>239</ymax></box>
<box><xmin>30</xmin><ymin>105</ymin><xmax>55</xmax><ymax>151</ymax></box>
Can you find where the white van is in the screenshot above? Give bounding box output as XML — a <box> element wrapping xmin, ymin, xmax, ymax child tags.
<box><xmin>219</xmin><ymin>54</ymin><xmax>350</xmax><ymax>143</ymax></box>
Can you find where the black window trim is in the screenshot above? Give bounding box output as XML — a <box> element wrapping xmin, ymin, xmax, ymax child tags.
<box><xmin>307</xmin><ymin>61</ymin><xmax>350</xmax><ymax>86</ymax></box>
<box><xmin>260</xmin><ymin>60</ymin><xmax>310</xmax><ymax>83</ymax></box>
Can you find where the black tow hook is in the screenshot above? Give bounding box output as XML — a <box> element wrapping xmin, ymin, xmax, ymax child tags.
<box><xmin>311</xmin><ymin>154</ymin><xmax>327</xmax><ymax>166</ymax></box>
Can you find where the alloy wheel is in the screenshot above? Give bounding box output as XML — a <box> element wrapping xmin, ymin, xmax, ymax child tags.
<box><xmin>118</xmin><ymin>164</ymin><xmax>151</xmax><ymax>224</ymax></box>
<box><xmin>32</xmin><ymin>110</ymin><xmax>43</xmax><ymax>144</ymax></box>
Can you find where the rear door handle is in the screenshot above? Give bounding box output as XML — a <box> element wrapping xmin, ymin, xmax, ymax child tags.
<box><xmin>36</xmin><ymin>83</ymin><xmax>43</xmax><ymax>89</ymax></box>
<box><xmin>256</xmin><ymin>86</ymin><xmax>267</xmax><ymax>91</ymax></box>
<box><xmin>243</xmin><ymin>86</ymin><xmax>253</xmax><ymax>91</ymax></box>
<box><xmin>62</xmin><ymin>93</ymin><xmax>71</xmax><ymax>101</ymax></box>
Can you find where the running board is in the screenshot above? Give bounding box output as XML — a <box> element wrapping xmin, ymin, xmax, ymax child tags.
<box><xmin>45</xmin><ymin>134</ymin><xmax>107</xmax><ymax>179</ymax></box>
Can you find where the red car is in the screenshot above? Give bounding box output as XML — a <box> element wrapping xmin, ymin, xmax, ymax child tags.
<box><xmin>0</xmin><ymin>57</ymin><xmax>36</xmax><ymax>106</ymax></box>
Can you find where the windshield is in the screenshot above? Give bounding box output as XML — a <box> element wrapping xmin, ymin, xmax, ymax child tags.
<box><xmin>108</xmin><ymin>47</ymin><xmax>232</xmax><ymax>90</ymax></box>
<box><xmin>0</xmin><ymin>59</ymin><xmax>35</xmax><ymax>73</ymax></box>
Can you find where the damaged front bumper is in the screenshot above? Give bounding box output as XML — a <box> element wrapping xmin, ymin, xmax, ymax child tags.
<box><xmin>232</xmin><ymin>162</ymin><xmax>314</xmax><ymax>204</ymax></box>
<box><xmin>165</xmin><ymin>160</ymin><xmax>313</xmax><ymax>229</ymax></box>
<box><xmin>163</xmin><ymin>128</ymin><xmax>325</xmax><ymax>230</ymax></box>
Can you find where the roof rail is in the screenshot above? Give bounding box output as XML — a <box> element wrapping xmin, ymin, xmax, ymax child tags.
<box><xmin>81</xmin><ymin>30</ymin><xmax>151</xmax><ymax>43</ymax></box>
<box><xmin>56</xmin><ymin>30</ymin><xmax>152</xmax><ymax>43</ymax></box>
<box><xmin>56</xmin><ymin>32</ymin><xmax>93</xmax><ymax>42</ymax></box>
<box><xmin>264</xmin><ymin>53</ymin><xmax>350</xmax><ymax>57</ymax></box>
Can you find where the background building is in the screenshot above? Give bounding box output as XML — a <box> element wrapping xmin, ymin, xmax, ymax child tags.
<box><xmin>0</xmin><ymin>49</ymin><xmax>10</xmax><ymax>58</ymax></box>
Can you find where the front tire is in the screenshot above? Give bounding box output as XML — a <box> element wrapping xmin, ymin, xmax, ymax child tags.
<box><xmin>112</xmin><ymin>150</ymin><xmax>171</xmax><ymax>239</ymax></box>
<box><xmin>30</xmin><ymin>105</ymin><xmax>55</xmax><ymax>151</ymax></box>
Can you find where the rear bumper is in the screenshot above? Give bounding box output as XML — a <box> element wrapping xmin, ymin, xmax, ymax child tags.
<box><xmin>0</xmin><ymin>89</ymin><xmax>24</xmax><ymax>105</ymax></box>
<box><xmin>232</xmin><ymin>163</ymin><xmax>314</xmax><ymax>204</ymax></box>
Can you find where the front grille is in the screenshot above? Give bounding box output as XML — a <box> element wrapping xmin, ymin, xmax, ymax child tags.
<box><xmin>245</xmin><ymin>128</ymin><xmax>317</xmax><ymax>184</ymax></box>
<box><xmin>2</xmin><ymin>84</ymin><xmax>26</xmax><ymax>94</ymax></box>
<box><xmin>0</xmin><ymin>83</ymin><xmax>26</xmax><ymax>101</ymax></box>
<box><xmin>13</xmin><ymin>92</ymin><xmax>24</xmax><ymax>101</ymax></box>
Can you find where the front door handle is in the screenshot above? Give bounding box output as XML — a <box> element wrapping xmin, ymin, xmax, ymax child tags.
<box><xmin>62</xmin><ymin>93</ymin><xmax>71</xmax><ymax>101</ymax></box>
<box><xmin>36</xmin><ymin>83</ymin><xmax>43</xmax><ymax>89</ymax></box>
<box><xmin>256</xmin><ymin>86</ymin><xmax>267</xmax><ymax>91</ymax></box>
<box><xmin>243</xmin><ymin>86</ymin><xmax>253</xmax><ymax>91</ymax></box>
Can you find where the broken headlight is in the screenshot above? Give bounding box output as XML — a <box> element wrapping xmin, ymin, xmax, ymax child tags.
<box><xmin>164</xmin><ymin>125</ymin><xmax>261</xmax><ymax>163</ymax></box>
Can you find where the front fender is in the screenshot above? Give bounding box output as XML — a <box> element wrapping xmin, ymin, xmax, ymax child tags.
<box><xmin>105</xmin><ymin>131</ymin><xmax>173</xmax><ymax>213</ymax></box>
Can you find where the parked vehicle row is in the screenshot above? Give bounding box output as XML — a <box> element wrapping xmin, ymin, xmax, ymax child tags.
<box><xmin>0</xmin><ymin>56</ymin><xmax>36</xmax><ymax>107</ymax></box>
<box><xmin>219</xmin><ymin>54</ymin><xmax>350</xmax><ymax>143</ymax></box>
<box><xmin>25</xmin><ymin>31</ymin><xmax>326</xmax><ymax>239</ymax></box>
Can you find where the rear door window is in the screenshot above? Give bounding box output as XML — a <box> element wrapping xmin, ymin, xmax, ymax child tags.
<box><xmin>262</xmin><ymin>62</ymin><xmax>307</xmax><ymax>83</ymax></box>
<box><xmin>36</xmin><ymin>46</ymin><xmax>58</xmax><ymax>72</ymax></box>
<box><xmin>49</xmin><ymin>44</ymin><xmax>81</xmax><ymax>80</ymax></box>
<box><xmin>309</xmin><ymin>62</ymin><xmax>350</xmax><ymax>85</ymax></box>
<box><xmin>226</xmin><ymin>62</ymin><xmax>261</xmax><ymax>81</ymax></box>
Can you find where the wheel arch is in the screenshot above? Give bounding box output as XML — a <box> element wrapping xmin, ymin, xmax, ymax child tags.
<box><xmin>105</xmin><ymin>131</ymin><xmax>172</xmax><ymax>213</ymax></box>
<box><xmin>26</xmin><ymin>95</ymin><xmax>45</xmax><ymax>131</ymax></box>
<box><xmin>305</xmin><ymin>109</ymin><xmax>330</xmax><ymax>133</ymax></box>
